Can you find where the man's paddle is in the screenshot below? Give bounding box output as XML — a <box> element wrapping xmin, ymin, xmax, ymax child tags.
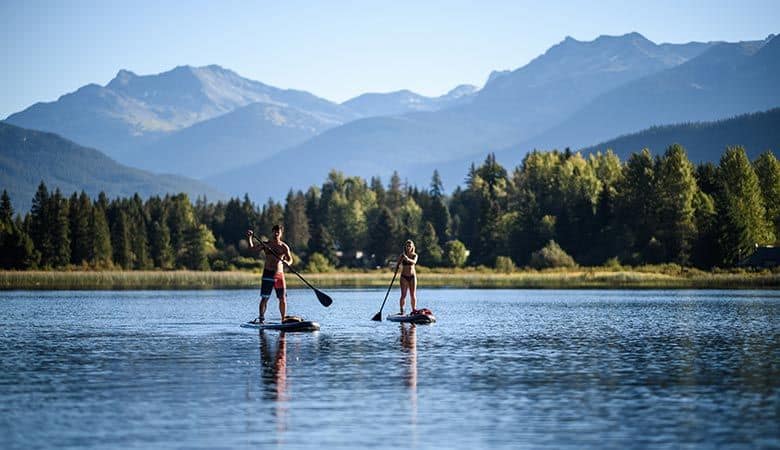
<box><xmin>371</xmin><ymin>261</ymin><xmax>400</xmax><ymax>321</ymax></box>
<box><xmin>249</xmin><ymin>232</ymin><xmax>333</xmax><ymax>307</ymax></box>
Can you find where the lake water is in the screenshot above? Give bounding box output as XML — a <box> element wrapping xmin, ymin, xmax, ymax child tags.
<box><xmin>1</xmin><ymin>289</ymin><xmax>778</xmax><ymax>449</ymax></box>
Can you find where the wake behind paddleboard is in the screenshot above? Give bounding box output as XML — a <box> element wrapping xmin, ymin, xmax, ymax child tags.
<box><xmin>387</xmin><ymin>310</ymin><xmax>436</xmax><ymax>324</ymax></box>
<box><xmin>240</xmin><ymin>320</ymin><xmax>320</xmax><ymax>332</ymax></box>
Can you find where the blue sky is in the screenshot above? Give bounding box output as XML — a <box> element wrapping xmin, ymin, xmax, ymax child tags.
<box><xmin>1</xmin><ymin>0</ymin><xmax>778</xmax><ymax>118</ymax></box>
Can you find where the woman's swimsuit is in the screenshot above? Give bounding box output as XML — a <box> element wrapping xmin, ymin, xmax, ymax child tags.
<box><xmin>400</xmin><ymin>256</ymin><xmax>416</xmax><ymax>282</ymax></box>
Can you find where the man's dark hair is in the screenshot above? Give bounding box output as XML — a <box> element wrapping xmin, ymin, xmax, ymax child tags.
<box><xmin>272</xmin><ymin>224</ymin><xmax>284</xmax><ymax>232</ymax></box>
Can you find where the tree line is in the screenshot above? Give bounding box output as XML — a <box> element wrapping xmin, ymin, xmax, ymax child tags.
<box><xmin>1</xmin><ymin>145</ymin><xmax>777</xmax><ymax>271</ymax></box>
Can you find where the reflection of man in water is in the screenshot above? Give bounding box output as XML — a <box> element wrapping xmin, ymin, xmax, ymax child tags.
<box><xmin>259</xmin><ymin>331</ymin><xmax>288</xmax><ymax>437</ymax></box>
<box><xmin>260</xmin><ymin>331</ymin><xmax>287</xmax><ymax>400</ymax></box>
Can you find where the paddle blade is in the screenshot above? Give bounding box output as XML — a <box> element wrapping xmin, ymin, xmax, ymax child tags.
<box><xmin>315</xmin><ymin>289</ymin><xmax>333</xmax><ymax>307</ymax></box>
<box><xmin>371</xmin><ymin>312</ymin><xmax>382</xmax><ymax>322</ymax></box>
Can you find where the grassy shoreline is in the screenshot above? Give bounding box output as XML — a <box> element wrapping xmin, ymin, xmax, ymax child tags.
<box><xmin>0</xmin><ymin>268</ymin><xmax>778</xmax><ymax>290</ymax></box>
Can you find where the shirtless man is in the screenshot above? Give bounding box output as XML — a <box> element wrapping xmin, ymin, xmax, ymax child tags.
<box><xmin>246</xmin><ymin>225</ymin><xmax>293</xmax><ymax>324</ymax></box>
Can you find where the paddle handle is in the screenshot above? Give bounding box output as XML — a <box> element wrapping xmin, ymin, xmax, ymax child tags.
<box><xmin>377</xmin><ymin>262</ymin><xmax>400</xmax><ymax>316</ymax></box>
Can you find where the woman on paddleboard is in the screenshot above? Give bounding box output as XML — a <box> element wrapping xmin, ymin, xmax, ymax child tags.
<box><xmin>398</xmin><ymin>240</ymin><xmax>419</xmax><ymax>315</ymax></box>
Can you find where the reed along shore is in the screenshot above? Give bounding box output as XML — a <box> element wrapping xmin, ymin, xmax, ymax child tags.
<box><xmin>1</xmin><ymin>267</ymin><xmax>778</xmax><ymax>290</ymax></box>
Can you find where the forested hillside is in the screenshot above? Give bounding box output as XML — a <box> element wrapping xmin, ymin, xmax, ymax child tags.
<box><xmin>0</xmin><ymin>122</ymin><xmax>222</xmax><ymax>212</ymax></box>
<box><xmin>581</xmin><ymin>108</ymin><xmax>780</xmax><ymax>162</ymax></box>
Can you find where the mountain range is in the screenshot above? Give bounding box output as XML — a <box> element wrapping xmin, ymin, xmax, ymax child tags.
<box><xmin>206</xmin><ymin>33</ymin><xmax>731</xmax><ymax>198</ymax></box>
<box><xmin>3</xmin><ymin>32</ymin><xmax>779</xmax><ymax>204</ymax></box>
<box><xmin>520</xmin><ymin>34</ymin><xmax>780</xmax><ymax>153</ymax></box>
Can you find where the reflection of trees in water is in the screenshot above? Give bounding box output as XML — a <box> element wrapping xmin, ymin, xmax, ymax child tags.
<box><xmin>259</xmin><ymin>331</ymin><xmax>288</xmax><ymax>437</ymax></box>
<box><xmin>400</xmin><ymin>323</ymin><xmax>418</xmax><ymax>441</ymax></box>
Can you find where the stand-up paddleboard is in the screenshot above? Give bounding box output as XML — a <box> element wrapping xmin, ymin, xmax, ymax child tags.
<box><xmin>387</xmin><ymin>309</ymin><xmax>436</xmax><ymax>324</ymax></box>
<box><xmin>240</xmin><ymin>316</ymin><xmax>320</xmax><ymax>332</ymax></box>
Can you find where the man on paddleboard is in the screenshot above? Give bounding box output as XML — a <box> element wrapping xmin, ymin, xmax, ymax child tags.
<box><xmin>247</xmin><ymin>225</ymin><xmax>293</xmax><ymax>324</ymax></box>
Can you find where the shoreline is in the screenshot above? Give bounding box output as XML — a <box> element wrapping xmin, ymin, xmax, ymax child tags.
<box><xmin>1</xmin><ymin>269</ymin><xmax>778</xmax><ymax>290</ymax></box>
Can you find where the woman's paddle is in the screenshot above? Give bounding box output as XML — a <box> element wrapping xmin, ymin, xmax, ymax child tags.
<box><xmin>371</xmin><ymin>261</ymin><xmax>400</xmax><ymax>321</ymax></box>
<box><xmin>250</xmin><ymin>233</ymin><xmax>333</xmax><ymax>307</ymax></box>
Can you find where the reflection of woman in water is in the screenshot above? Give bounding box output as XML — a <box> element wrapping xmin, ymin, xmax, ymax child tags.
<box><xmin>400</xmin><ymin>323</ymin><xmax>417</xmax><ymax>389</ymax></box>
<box><xmin>400</xmin><ymin>323</ymin><xmax>418</xmax><ymax>438</ymax></box>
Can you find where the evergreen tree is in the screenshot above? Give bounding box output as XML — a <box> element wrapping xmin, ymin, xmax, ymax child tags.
<box><xmin>111</xmin><ymin>210</ymin><xmax>132</xmax><ymax>269</ymax></box>
<box><xmin>615</xmin><ymin>149</ymin><xmax>657</xmax><ymax>263</ymax></box>
<box><xmin>223</xmin><ymin>197</ymin><xmax>250</xmax><ymax>247</ymax></box>
<box><xmin>0</xmin><ymin>190</ymin><xmax>12</xmax><ymax>225</ymax></box>
<box><xmin>29</xmin><ymin>181</ymin><xmax>52</xmax><ymax>266</ymax></box>
<box><xmin>166</xmin><ymin>193</ymin><xmax>195</xmax><ymax>254</ymax></box>
<box><xmin>89</xmin><ymin>203</ymin><xmax>113</xmax><ymax>268</ymax></box>
<box><xmin>462</xmin><ymin>154</ymin><xmax>510</xmax><ymax>265</ymax></box>
<box><xmin>129</xmin><ymin>194</ymin><xmax>152</xmax><ymax>269</ymax></box>
<box><xmin>430</xmin><ymin>170</ymin><xmax>445</xmax><ymax>198</ymax></box>
<box><xmin>715</xmin><ymin>146</ymin><xmax>775</xmax><ymax>265</ymax></box>
<box><xmin>150</xmin><ymin>220</ymin><xmax>174</xmax><ymax>269</ymax></box>
<box><xmin>423</xmin><ymin>171</ymin><xmax>450</xmax><ymax>245</ymax></box>
<box><xmin>386</xmin><ymin>171</ymin><xmax>403</xmax><ymax>211</ymax></box>
<box><xmin>49</xmin><ymin>189</ymin><xmax>71</xmax><ymax>268</ymax></box>
<box><xmin>753</xmin><ymin>151</ymin><xmax>780</xmax><ymax>241</ymax></box>
<box><xmin>69</xmin><ymin>191</ymin><xmax>92</xmax><ymax>265</ymax></box>
<box><xmin>691</xmin><ymin>190</ymin><xmax>718</xmax><ymax>268</ymax></box>
<box><xmin>0</xmin><ymin>193</ymin><xmax>37</xmax><ymax>269</ymax></box>
<box><xmin>449</xmin><ymin>185</ymin><xmax>480</xmax><ymax>255</ymax></box>
<box><xmin>258</xmin><ymin>198</ymin><xmax>284</xmax><ymax>238</ymax></box>
<box><xmin>654</xmin><ymin>144</ymin><xmax>698</xmax><ymax>264</ymax></box>
<box><xmin>587</xmin><ymin>184</ymin><xmax>620</xmax><ymax>264</ymax></box>
<box><xmin>284</xmin><ymin>190</ymin><xmax>311</xmax><ymax>253</ymax></box>
<box><xmin>506</xmin><ymin>183</ymin><xmax>542</xmax><ymax>265</ymax></box>
<box><xmin>241</xmin><ymin>194</ymin><xmax>259</xmax><ymax>234</ymax></box>
<box><xmin>411</xmin><ymin>186</ymin><xmax>432</xmax><ymax>221</ymax></box>
<box><xmin>0</xmin><ymin>218</ymin><xmax>38</xmax><ymax>269</ymax></box>
<box><xmin>304</xmin><ymin>186</ymin><xmax>323</xmax><ymax>254</ymax></box>
<box><xmin>418</xmin><ymin>221</ymin><xmax>443</xmax><ymax>266</ymax></box>
<box><xmin>370</xmin><ymin>176</ymin><xmax>386</xmax><ymax>206</ymax></box>
<box><xmin>96</xmin><ymin>192</ymin><xmax>109</xmax><ymax>212</ymax></box>
<box><xmin>555</xmin><ymin>152</ymin><xmax>600</xmax><ymax>259</ymax></box>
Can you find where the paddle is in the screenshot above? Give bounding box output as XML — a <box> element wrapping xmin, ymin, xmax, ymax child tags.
<box><xmin>371</xmin><ymin>260</ymin><xmax>400</xmax><ymax>321</ymax></box>
<box><xmin>249</xmin><ymin>232</ymin><xmax>333</xmax><ymax>307</ymax></box>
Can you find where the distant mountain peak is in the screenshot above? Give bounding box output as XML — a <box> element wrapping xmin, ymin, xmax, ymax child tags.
<box><xmin>486</xmin><ymin>70</ymin><xmax>511</xmax><ymax>85</ymax></box>
<box><xmin>444</xmin><ymin>84</ymin><xmax>478</xmax><ymax>99</ymax></box>
<box><xmin>623</xmin><ymin>31</ymin><xmax>649</xmax><ymax>40</ymax></box>
<box><xmin>108</xmin><ymin>69</ymin><xmax>138</xmax><ymax>87</ymax></box>
<box><xmin>598</xmin><ymin>31</ymin><xmax>649</xmax><ymax>40</ymax></box>
<box><xmin>558</xmin><ymin>32</ymin><xmax>652</xmax><ymax>49</ymax></box>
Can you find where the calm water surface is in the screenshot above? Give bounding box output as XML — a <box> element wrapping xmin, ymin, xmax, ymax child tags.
<box><xmin>1</xmin><ymin>289</ymin><xmax>779</xmax><ymax>449</ymax></box>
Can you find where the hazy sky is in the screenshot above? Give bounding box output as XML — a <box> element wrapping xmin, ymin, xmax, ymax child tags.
<box><xmin>2</xmin><ymin>0</ymin><xmax>778</xmax><ymax>118</ymax></box>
